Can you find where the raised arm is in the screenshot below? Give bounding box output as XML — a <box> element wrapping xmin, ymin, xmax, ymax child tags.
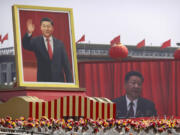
<box><xmin>26</xmin><ymin>19</ymin><xmax>35</xmax><ymax>35</ymax></box>
<box><xmin>22</xmin><ymin>19</ymin><xmax>36</xmax><ymax>51</ymax></box>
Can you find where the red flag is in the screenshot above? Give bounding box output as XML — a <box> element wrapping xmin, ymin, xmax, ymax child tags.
<box><xmin>136</xmin><ymin>39</ymin><xmax>145</xmax><ymax>48</ymax></box>
<box><xmin>110</xmin><ymin>35</ymin><xmax>120</xmax><ymax>46</ymax></box>
<box><xmin>1</xmin><ymin>33</ymin><xmax>8</xmax><ymax>44</ymax></box>
<box><xmin>76</xmin><ymin>35</ymin><xmax>85</xmax><ymax>44</ymax></box>
<box><xmin>160</xmin><ymin>39</ymin><xmax>171</xmax><ymax>49</ymax></box>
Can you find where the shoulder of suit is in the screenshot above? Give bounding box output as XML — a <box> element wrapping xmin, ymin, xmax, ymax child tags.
<box><xmin>53</xmin><ymin>37</ymin><xmax>64</xmax><ymax>45</ymax></box>
<box><xmin>31</xmin><ymin>35</ymin><xmax>42</xmax><ymax>41</ymax></box>
<box><xmin>111</xmin><ymin>96</ymin><xmax>125</xmax><ymax>103</ymax></box>
<box><xmin>138</xmin><ymin>97</ymin><xmax>155</xmax><ymax>105</ymax></box>
<box><xmin>53</xmin><ymin>36</ymin><xmax>62</xmax><ymax>42</ymax></box>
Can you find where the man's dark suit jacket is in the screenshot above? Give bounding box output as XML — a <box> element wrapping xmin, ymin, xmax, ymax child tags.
<box><xmin>111</xmin><ymin>96</ymin><xmax>157</xmax><ymax>119</ymax></box>
<box><xmin>22</xmin><ymin>33</ymin><xmax>73</xmax><ymax>82</ymax></box>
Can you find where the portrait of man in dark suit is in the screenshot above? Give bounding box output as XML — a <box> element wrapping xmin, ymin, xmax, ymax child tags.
<box><xmin>112</xmin><ymin>71</ymin><xmax>157</xmax><ymax>119</ymax></box>
<box><xmin>22</xmin><ymin>17</ymin><xmax>73</xmax><ymax>83</ymax></box>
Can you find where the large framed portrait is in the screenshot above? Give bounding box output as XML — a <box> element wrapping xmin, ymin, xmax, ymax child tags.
<box><xmin>12</xmin><ymin>5</ymin><xmax>79</xmax><ymax>88</ymax></box>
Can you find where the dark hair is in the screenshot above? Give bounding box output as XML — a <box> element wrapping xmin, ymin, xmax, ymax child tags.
<box><xmin>40</xmin><ymin>17</ymin><xmax>54</xmax><ymax>26</ymax></box>
<box><xmin>125</xmin><ymin>71</ymin><xmax>144</xmax><ymax>83</ymax></box>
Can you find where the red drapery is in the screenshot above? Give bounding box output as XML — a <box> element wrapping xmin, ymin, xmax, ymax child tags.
<box><xmin>78</xmin><ymin>59</ymin><xmax>180</xmax><ymax>116</ymax></box>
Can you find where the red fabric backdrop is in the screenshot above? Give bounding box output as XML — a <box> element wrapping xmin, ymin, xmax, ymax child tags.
<box><xmin>19</xmin><ymin>10</ymin><xmax>72</xmax><ymax>81</ymax></box>
<box><xmin>78</xmin><ymin>59</ymin><xmax>180</xmax><ymax>117</ymax></box>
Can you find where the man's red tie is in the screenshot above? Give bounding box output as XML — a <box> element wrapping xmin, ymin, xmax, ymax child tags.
<box><xmin>46</xmin><ymin>38</ymin><xmax>53</xmax><ymax>59</ymax></box>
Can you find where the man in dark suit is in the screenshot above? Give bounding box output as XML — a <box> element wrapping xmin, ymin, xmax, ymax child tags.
<box><xmin>112</xmin><ymin>71</ymin><xmax>157</xmax><ymax>119</ymax></box>
<box><xmin>22</xmin><ymin>17</ymin><xmax>73</xmax><ymax>82</ymax></box>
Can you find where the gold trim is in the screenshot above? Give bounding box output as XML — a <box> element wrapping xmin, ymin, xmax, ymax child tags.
<box><xmin>110</xmin><ymin>103</ymin><xmax>113</xmax><ymax>118</ymax></box>
<box><xmin>45</xmin><ymin>102</ymin><xmax>48</xmax><ymax>117</ymax></box>
<box><xmin>81</xmin><ymin>97</ymin><xmax>84</xmax><ymax>117</ymax></box>
<box><xmin>51</xmin><ymin>100</ymin><xmax>54</xmax><ymax>119</ymax></box>
<box><xmin>93</xmin><ymin>101</ymin><xmax>96</xmax><ymax>120</ymax></box>
<box><xmin>69</xmin><ymin>96</ymin><xmax>73</xmax><ymax>116</ymax></box>
<box><xmin>75</xmin><ymin>96</ymin><xmax>79</xmax><ymax>116</ymax></box>
<box><xmin>63</xmin><ymin>96</ymin><xmax>67</xmax><ymax>116</ymax></box>
<box><xmin>104</xmin><ymin>103</ymin><xmax>107</xmax><ymax>120</ymax></box>
<box><xmin>39</xmin><ymin>102</ymin><xmax>42</xmax><ymax>119</ymax></box>
<box><xmin>32</xmin><ymin>102</ymin><xmax>36</xmax><ymax>118</ymax></box>
<box><xmin>87</xmin><ymin>99</ymin><xmax>90</xmax><ymax>118</ymax></box>
<box><xmin>57</xmin><ymin>99</ymin><xmax>60</xmax><ymax>119</ymax></box>
<box><xmin>99</xmin><ymin>103</ymin><xmax>102</xmax><ymax>119</ymax></box>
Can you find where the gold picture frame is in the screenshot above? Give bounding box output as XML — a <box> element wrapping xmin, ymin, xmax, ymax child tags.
<box><xmin>12</xmin><ymin>5</ymin><xmax>79</xmax><ymax>89</ymax></box>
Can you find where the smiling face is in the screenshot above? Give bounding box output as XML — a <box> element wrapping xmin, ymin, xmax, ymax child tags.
<box><xmin>125</xmin><ymin>75</ymin><xmax>143</xmax><ymax>101</ymax></box>
<box><xmin>40</xmin><ymin>21</ymin><xmax>54</xmax><ymax>38</ymax></box>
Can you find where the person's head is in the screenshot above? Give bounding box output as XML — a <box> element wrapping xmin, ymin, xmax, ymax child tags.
<box><xmin>40</xmin><ymin>17</ymin><xmax>54</xmax><ymax>38</ymax></box>
<box><xmin>124</xmin><ymin>71</ymin><xmax>144</xmax><ymax>101</ymax></box>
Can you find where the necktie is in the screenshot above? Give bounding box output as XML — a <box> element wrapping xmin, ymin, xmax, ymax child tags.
<box><xmin>46</xmin><ymin>38</ymin><xmax>53</xmax><ymax>59</ymax></box>
<box><xmin>127</xmin><ymin>102</ymin><xmax>134</xmax><ymax>118</ymax></box>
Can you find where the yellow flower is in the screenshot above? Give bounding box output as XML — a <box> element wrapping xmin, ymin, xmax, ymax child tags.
<box><xmin>11</xmin><ymin>122</ymin><xmax>16</xmax><ymax>127</ymax></box>
<box><xmin>19</xmin><ymin>116</ymin><xmax>25</xmax><ymax>121</ymax></box>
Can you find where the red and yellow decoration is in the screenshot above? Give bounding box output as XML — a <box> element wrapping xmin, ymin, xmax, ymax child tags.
<box><xmin>0</xmin><ymin>96</ymin><xmax>116</xmax><ymax>120</ymax></box>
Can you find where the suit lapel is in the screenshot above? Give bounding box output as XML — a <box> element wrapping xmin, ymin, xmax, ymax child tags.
<box><xmin>52</xmin><ymin>37</ymin><xmax>58</xmax><ymax>60</ymax></box>
<box><xmin>122</xmin><ymin>96</ymin><xmax>128</xmax><ymax>112</ymax></box>
<box><xmin>120</xmin><ymin>96</ymin><xmax>128</xmax><ymax>117</ymax></box>
<box><xmin>136</xmin><ymin>98</ymin><xmax>144</xmax><ymax>117</ymax></box>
